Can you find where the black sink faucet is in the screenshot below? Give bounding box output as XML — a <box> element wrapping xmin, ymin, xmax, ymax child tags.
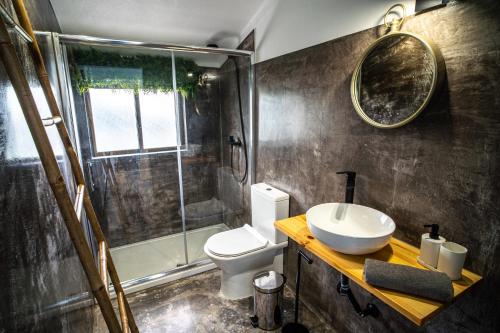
<box><xmin>336</xmin><ymin>171</ymin><xmax>356</xmax><ymax>204</ymax></box>
<box><xmin>335</xmin><ymin>171</ymin><xmax>378</xmax><ymax>318</ymax></box>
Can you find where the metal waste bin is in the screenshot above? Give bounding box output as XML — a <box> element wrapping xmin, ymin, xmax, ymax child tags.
<box><xmin>251</xmin><ymin>271</ymin><xmax>286</xmax><ymax>330</ymax></box>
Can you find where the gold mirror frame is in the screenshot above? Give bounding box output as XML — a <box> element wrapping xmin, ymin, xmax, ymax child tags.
<box><xmin>351</xmin><ymin>31</ymin><xmax>446</xmax><ymax>129</ymax></box>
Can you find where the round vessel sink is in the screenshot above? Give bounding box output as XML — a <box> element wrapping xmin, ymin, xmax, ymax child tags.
<box><xmin>306</xmin><ymin>203</ymin><xmax>395</xmax><ymax>255</ymax></box>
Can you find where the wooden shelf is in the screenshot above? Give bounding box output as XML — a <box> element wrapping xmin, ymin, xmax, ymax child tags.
<box><xmin>275</xmin><ymin>215</ymin><xmax>482</xmax><ymax>326</ymax></box>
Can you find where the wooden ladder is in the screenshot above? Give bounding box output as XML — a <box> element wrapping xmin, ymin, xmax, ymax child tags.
<box><xmin>0</xmin><ymin>1</ymin><xmax>138</xmax><ymax>332</ymax></box>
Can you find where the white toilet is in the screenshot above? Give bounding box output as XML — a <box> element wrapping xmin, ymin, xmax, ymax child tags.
<box><xmin>204</xmin><ymin>183</ymin><xmax>289</xmax><ymax>300</ymax></box>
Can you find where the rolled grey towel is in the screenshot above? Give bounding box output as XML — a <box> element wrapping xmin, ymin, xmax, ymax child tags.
<box><xmin>363</xmin><ymin>259</ymin><xmax>453</xmax><ymax>303</ymax></box>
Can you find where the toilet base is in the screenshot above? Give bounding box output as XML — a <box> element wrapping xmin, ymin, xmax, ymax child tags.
<box><xmin>219</xmin><ymin>254</ymin><xmax>283</xmax><ymax>300</ymax></box>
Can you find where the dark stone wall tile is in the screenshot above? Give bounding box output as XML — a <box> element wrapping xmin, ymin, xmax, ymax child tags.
<box><xmin>238</xmin><ymin>30</ymin><xmax>255</xmax><ymax>52</ymax></box>
<box><xmin>0</xmin><ymin>0</ymin><xmax>93</xmax><ymax>331</ymax></box>
<box><xmin>256</xmin><ymin>1</ymin><xmax>500</xmax><ymax>332</ymax></box>
<box><xmin>23</xmin><ymin>0</ymin><xmax>61</xmax><ymax>31</ymax></box>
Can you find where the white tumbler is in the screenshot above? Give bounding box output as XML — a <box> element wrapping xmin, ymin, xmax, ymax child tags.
<box><xmin>437</xmin><ymin>242</ymin><xmax>467</xmax><ymax>280</ymax></box>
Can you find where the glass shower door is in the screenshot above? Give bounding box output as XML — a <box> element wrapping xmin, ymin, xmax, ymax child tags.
<box><xmin>61</xmin><ymin>39</ymin><xmax>253</xmax><ymax>287</ymax></box>
<box><xmin>173</xmin><ymin>51</ymin><xmax>252</xmax><ymax>264</ymax></box>
<box><xmin>64</xmin><ymin>44</ymin><xmax>189</xmax><ymax>283</ymax></box>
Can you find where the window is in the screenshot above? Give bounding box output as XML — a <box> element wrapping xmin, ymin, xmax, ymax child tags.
<box><xmin>138</xmin><ymin>92</ymin><xmax>178</xmax><ymax>149</ymax></box>
<box><xmin>86</xmin><ymin>88</ymin><xmax>182</xmax><ymax>157</ymax></box>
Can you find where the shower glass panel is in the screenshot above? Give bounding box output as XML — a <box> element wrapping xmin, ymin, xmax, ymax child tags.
<box><xmin>218</xmin><ymin>53</ymin><xmax>253</xmax><ymax>231</ymax></box>
<box><xmin>65</xmin><ymin>44</ymin><xmax>188</xmax><ymax>283</ymax></box>
<box><xmin>173</xmin><ymin>51</ymin><xmax>252</xmax><ymax>264</ymax></box>
<box><xmin>60</xmin><ymin>36</ymin><xmax>253</xmax><ymax>290</ymax></box>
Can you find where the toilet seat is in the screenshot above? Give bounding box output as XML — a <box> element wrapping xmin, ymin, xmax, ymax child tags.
<box><xmin>206</xmin><ymin>224</ymin><xmax>268</xmax><ymax>258</ymax></box>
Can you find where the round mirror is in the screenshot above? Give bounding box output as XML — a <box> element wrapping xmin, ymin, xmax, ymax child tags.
<box><xmin>351</xmin><ymin>32</ymin><xmax>445</xmax><ymax>128</ymax></box>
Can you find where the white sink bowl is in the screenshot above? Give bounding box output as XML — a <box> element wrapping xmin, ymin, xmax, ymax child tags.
<box><xmin>306</xmin><ymin>203</ymin><xmax>395</xmax><ymax>255</ymax></box>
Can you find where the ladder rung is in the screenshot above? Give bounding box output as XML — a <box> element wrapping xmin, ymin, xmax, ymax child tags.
<box><xmin>42</xmin><ymin>116</ymin><xmax>62</xmax><ymax>126</ymax></box>
<box><xmin>99</xmin><ymin>241</ymin><xmax>108</xmax><ymax>293</ymax></box>
<box><xmin>73</xmin><ymin>184</ymin><xmax>84</xmax><ymax>222</ymax></box>
<box><xmin>117</xmin><ymin>292</ymin><xmax>130</xmax><ymax>333</ymax></box>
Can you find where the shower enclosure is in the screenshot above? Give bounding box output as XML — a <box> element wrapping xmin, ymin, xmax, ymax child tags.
<box><xmin>44</xmin><ymin>33</ymin><xmax>253</xmax><ymax>293</ymax></box>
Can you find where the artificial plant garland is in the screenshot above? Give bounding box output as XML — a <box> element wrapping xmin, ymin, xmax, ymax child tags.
<box><xmin>69</xmin><ymin>47</ymin><xmax>203</xmax><ymax>98</ymax></box>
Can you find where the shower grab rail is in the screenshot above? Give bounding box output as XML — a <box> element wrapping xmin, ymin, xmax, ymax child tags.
<box><xmin>0</xmin><ymin>1</ymin><xmax>138</xmax><ymax>332</ymax></box>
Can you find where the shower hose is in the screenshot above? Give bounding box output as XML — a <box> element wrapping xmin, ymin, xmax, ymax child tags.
<box><xmin>229</xmin><ymin>56</ymin><xmax>248</xmax><ymax>184</ymax></box>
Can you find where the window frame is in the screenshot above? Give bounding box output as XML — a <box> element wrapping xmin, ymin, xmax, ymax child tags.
<box><xmin>83</xmin><ymin>89</ymin><xmax>186</xmax><ymax>159</ymax></box>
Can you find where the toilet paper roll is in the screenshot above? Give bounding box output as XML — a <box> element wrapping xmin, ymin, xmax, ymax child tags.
<box><xmin>437</xmin><ymin>242</ymin><xmax>467</xmax><ymax>280</ymax></box>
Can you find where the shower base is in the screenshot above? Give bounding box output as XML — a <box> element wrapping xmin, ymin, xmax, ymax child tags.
<box><xmin>110</xmin><ymin>223</ymin><xmax>228</xmax><ymax>294</ymax></box>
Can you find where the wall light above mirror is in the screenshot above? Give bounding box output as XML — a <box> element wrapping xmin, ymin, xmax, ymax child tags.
<box><xmin>415</xmin><ymin>0</ymin><xmax>449</xmax><ymax>13</ymax></box>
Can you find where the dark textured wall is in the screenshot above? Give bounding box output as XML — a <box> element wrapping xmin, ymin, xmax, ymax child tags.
<box><xmin>0</xmin><ymin>0</ymin><xmax>93</xmax><ymax>331</ymax></box>
<box><xmin>255</xmin><ymin>1</ymin><xmax>500</xmax><ymax>332</ymax></box>
<box><xmin>22</xmin><ymin>0</ymin><xmax>59</xmax><ymax>31</ymax></box>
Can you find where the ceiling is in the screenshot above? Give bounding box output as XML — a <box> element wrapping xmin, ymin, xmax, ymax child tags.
<box><xmin>49</xmin><ymin>0</ymin><xmax>265</xmax><ymax>49</ymax></box>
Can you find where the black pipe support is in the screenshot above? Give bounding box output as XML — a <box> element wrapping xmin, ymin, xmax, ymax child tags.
<box><xmin>337</xmin><ymin>274</ymin><xmax>378</xmax><ymax>318</ymax></box>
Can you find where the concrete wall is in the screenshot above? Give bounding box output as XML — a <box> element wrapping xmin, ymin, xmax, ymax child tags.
<box><xmin>255</xmin><ymin>0</ymin><xmax>500</xmax><ymax>331</ymax></box>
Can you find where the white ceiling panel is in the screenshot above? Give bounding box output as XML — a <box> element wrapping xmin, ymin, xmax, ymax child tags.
<box><xmin>49</xmin><ymin>0</ymin><xmax>265</xmax><ymax>48</ymax></box>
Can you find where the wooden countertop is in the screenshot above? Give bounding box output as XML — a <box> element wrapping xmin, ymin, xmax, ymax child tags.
<box><xmin>274</xmin><ymin>215</ymin><xmax>482</xmax><ymax>326</ymax></box>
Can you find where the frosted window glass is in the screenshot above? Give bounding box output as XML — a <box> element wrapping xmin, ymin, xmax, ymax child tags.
<box><xmin>89</xmin><ymin>89</ymin><xmax>139</xmax><ymax>153</ymax></box>
<box><xmin>139</xmin><ymin>92</ymin><xmax>178</xmax><ymax>149</ymax></box>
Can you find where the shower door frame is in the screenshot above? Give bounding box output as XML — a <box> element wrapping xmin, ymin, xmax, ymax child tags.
<box><xmin>42</xmin><ymin>31</ymin><xmax>255</xmax><ymax>293</ymax></box>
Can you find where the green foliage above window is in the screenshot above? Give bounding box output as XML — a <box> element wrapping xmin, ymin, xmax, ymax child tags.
<box><xmin>69</xmin><ymin>48</ymin><xmax>203</xmax><ymax>98</ymax></box>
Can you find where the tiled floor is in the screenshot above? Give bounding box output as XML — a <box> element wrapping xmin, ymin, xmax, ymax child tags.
<box><xmin>92</xmin><ymin>269</ymin><xmax>335</xmax><ymax>332</ymax></box>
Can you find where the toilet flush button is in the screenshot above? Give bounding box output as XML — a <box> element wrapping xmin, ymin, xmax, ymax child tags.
<box><xmin>266</xmin><ymin>188</ymin><xmax>272</xmax><ymax>191</ymax></box>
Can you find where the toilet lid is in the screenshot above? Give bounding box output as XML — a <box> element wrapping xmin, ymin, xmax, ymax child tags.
<box><xmin>206</xmin><ymin>224</ymin><xmax>268</xmax><ymax>257</ymax></box>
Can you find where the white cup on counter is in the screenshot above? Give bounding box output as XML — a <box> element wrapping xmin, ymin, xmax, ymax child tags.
<box><xmin>437</xmin><ymin>242</ymin><xmax>468</xmax><ymax>280</ymax></box>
